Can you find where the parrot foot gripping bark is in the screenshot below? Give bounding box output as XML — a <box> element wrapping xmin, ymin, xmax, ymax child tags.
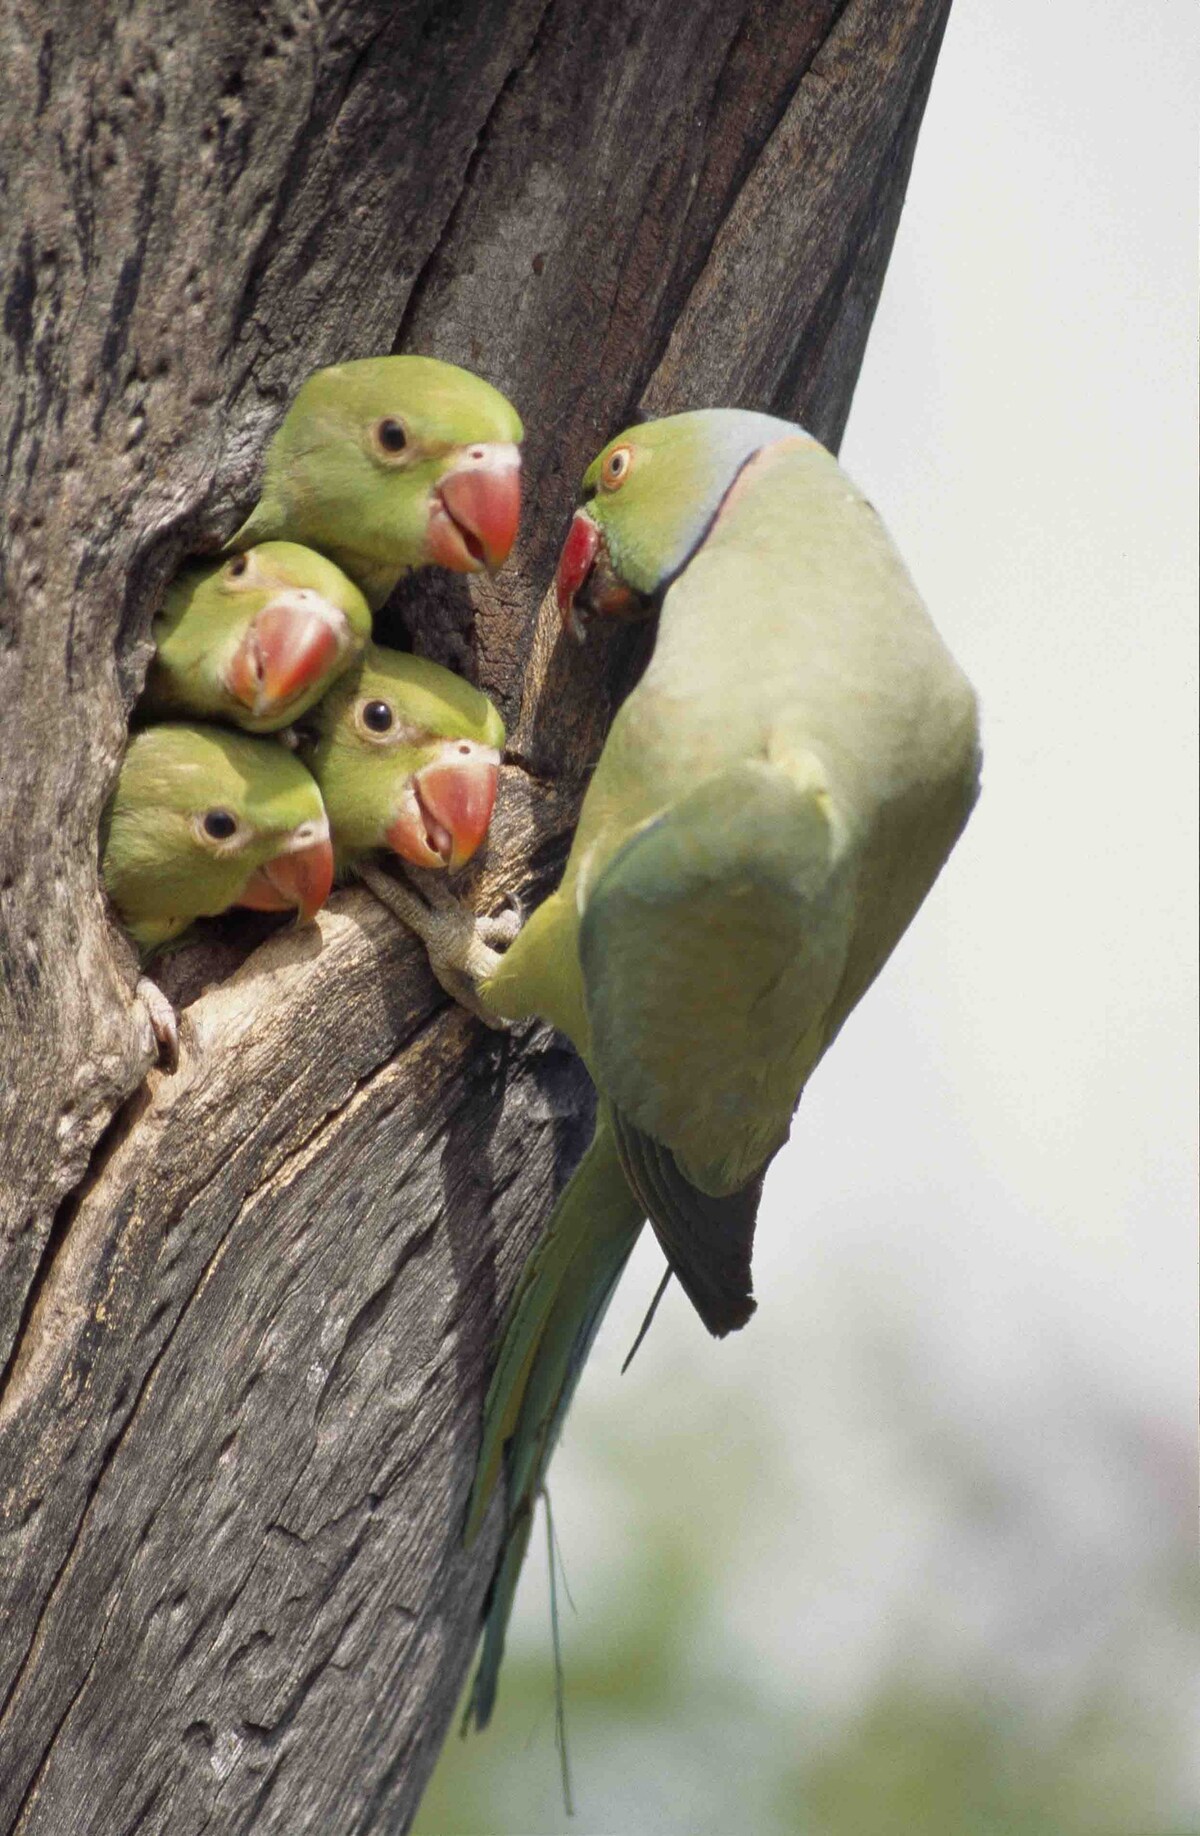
<box><xmin>135</xmin><ymin>975</ymin><xmax>181</xmax><ymax>1073</ymax></box>
<box><xmin>356</xmin><ymin>861</ymin><xmax>517</xmax><ymax>1027</ymax></box>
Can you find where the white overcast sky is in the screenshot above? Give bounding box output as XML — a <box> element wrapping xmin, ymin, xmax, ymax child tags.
<box><xmin>827</xmin><ymin>0</ymin><xmax>1198</xmax><ymax>1419</ymax></box>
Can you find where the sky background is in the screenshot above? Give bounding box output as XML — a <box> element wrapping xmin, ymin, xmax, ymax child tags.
<box><xmin>419</xmin><ymin>5</ymin><xmax>1199</xmax><ymax>1828</ymax></box>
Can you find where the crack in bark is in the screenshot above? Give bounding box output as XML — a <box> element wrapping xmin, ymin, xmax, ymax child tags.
<box><xmin>9</xmin><ymin>1591</ymin><xmax>121</xmax><ymax>1836</ymax></box>
<box><xmin>0</xmin><ymin>991</ymin><xmax>450</xmax><ymax>1745</ymax></box>
<box><xmin>389</xmin><ymin>0</ymin><xmax>558</xmax><ymax>358</ymax></box>
<box><xmin>639</xmin><ymin>0</ymin><xmax>854</xmax><ymax>411</ymax></box>
<box><xmin>221</xmin><ymin>40</ymin><xmax>328</xmax><ymax>368</ymax></box>
<box><xmin>312</xmin><ymin>1218</ymin><xmax>441</xmax><ymax>1424</ymax></box>
<box><xmin>0</xmin><ymin>928</ymin><xmax>445</xmax><ymax>1434</ymax></box>
<box><xmin>0</xmin><ymin>1079</ymin><xmax>150</xmax><ymax>1413</ymax></box>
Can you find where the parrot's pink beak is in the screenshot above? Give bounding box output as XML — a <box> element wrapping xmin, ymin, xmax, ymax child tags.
<box><xmin>225</xmin><ymin>591</ymin><xmax>348</xmax><ymax>720</ymax></box>
<box><xmin>555</xmin><ymin>510</ymin><xmax>600</xmax><ymax>639</ymax></box>
<box><xmin>554</xmin><ymin>510</ymin><xmax>645</xmax><ymax>639</ymax></box>
<box><xmin>386</xmin><ymin>741</ymin><xmax>501</xmax><ymax>872</ymax></box>
<box><xmin>237</xmin><ymin>819</ymin><xmax>335</xmax><ymax>924</ymax></box>
<box><xmin>426</xmin><ymin>444</ymin><xmax>522</xmax><ymax>574</ymax></box>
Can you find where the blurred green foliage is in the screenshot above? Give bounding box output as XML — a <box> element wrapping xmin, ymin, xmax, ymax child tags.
<box><xmin>415</xmin><ymin>1363</ymin><xmax>1199</xmax><ymax>1836</ymax></box>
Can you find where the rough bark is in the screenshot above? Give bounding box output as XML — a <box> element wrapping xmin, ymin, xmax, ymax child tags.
<box><xmin>0</xmin><ymin>1</ymin><xmax>952</xmax><ymax>1828</ymax></box>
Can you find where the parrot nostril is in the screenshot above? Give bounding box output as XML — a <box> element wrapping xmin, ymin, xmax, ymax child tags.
<box><xmin>468</xmin><ymin>446</ymin><xmax>486</xmax><ymax>462</ymax></box>
<box><xmin>457</xmin><ymin>743</ymin><xmax>472</xmax><ymax>756</ymax></box>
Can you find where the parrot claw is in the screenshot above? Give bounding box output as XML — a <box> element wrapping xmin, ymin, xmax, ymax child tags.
<box><xmin>136</xmin><ymin>976</ymin><xmax>180</xmax><ymax>1073</ymax></box>
<box><xmin>477</xmin><ymin>901</ymin><xmax>522</xmax><ymax>951</ymax></box>
<box><xmin>357</xmin><ymin>861</ymin><xmax>513</xmax><ymax>1029</ymax></box>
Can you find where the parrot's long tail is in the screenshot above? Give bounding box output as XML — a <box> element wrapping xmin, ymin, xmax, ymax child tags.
<box><xmin>463</xmin><ymin>1110</ymin><xmax>644</xmax><ymax>1731</ymax></box>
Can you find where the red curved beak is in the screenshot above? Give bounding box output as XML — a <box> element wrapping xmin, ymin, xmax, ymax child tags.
<box><xmin>225</xmin><ymin>592</ymin><xmax>346</xmax><ymax>719</ymax></box>
<box><xmin>237</xmin><ymin>821</ymin><xmax>334</xmax><ymax>924</ymax></box>
<box><xmin>385</xmin><ymin>742</ymin><xmax>501</xmax><ymax>872</ymax></box>
<box><xmin>427</xmin><ymin>444</ymin><xmax>522</xmax><ymax>574</ymax></box>
<box><xmin>555</xmin><ymin>510</ymin><xmax>600</xmax><ymax>639</ymax></box>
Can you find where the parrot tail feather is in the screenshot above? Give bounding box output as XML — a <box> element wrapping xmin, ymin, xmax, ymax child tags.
<box><xmin>543</xmin><ymin>1486</ymin><xmax>575</xmax><ymax>1816</ymax></box>
<box><xmin>462</xmin><ymin>1503</ymin><xmax>534</xmax><ymax>1734</ymax></box>
<box><xmin>621</xmin><ymin>1266</ymin><xmax>673</xmax><ymax>1374</ymax></box>
<box><xmin>463</xmin><ymin>1112</ymin><xmax>644</xmax><ymax>1731</ymax></box>
<box><xmin>611</xmin><ymin>1107</ymin><xmax>760</xmax><ymax>1337</ymax></box>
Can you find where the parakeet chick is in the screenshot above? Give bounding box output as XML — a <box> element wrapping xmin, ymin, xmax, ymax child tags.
<box><xmin>102</xmin><ymin>722</ymin><xmax>334</xmax><ymax>954</ymax></box>
<box><xmin>461</xmin><ymin>408</ymin><xmax>981</xmax><ymax>1728</ymax></box>
<box><xmin>302</xmin><ymin>643</ymin><xmax>509</xmax><ymax>1008</ymax></box>
<box><xmin>231</xmin><ymin>356</ymin><xmax>523</xmax><ymax>608</ymax></box>
<box><xmin>304</xmin><ymin>642</ymin><xmax>505</xmax><ymax>875</ymax></box>
<box><xmin>140</xmin><ymin>542</ymin><xmax>372</xmax><ymax>733</ymax></box>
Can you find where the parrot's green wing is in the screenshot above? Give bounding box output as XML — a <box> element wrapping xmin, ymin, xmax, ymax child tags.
<box><xmin>579</xmin><ymin>757</ymin><xmax>853</xmax><ymax>1335</ymax></box>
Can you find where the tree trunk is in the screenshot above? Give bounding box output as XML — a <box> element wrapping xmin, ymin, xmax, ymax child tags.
<box><xmin>0</xmin><ymin>1</ymin><xmax>952</xmax><ymax>1828</ymax></box>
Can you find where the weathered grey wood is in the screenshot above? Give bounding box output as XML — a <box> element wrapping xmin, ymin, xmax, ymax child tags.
<box><xmin>0</xmin><ymin>1</ymin><xmax>952</xmax><ymax>1828</ymax></box>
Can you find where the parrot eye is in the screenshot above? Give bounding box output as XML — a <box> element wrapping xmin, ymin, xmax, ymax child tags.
<box><xmin>202</xmin><ymin>808</ymin><xmax>238</xmax><ymax>840</ymax></box>
<box><xmin>600</xmin><ymin>445</ymin><xmax>633</xmax><ymax>490</ymax></box>
<box><xmin>225</xmin><ymin>554</ymin><xmax>251</xmax><ymax>581</ymax></box>
<box><xmin>374</xmin><ymin>418</ymin><xmax>408</xmax><ymax>458</ymax></box>
<box><xmin>362</xmin><ymin>699</ymin><xmax>395</xmax><ymax>734</ymax></box>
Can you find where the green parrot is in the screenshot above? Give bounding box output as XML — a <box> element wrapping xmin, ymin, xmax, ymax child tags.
<box><xmin>140</xmin><ymin>542</ymin><xmax>372</xmax><ymax>733</ymax></box>
<box><xmin>304</xmin><ymin>641</ymin><xmax>505</xmax><ymax>875</ymax></box>
<box><xmin>302</xmin><ymin>643</ymin><xmax>511</xmax><ymax>1007</ymax></box>
<box><xmin>101</xmin><ymin>721</ymin><xmax>335</xmax><ymax>955</ymax></box>
<box><xmin>461</xmin><ymin>408</ymin><xmax>981</xmax><ymax>1727</ymax></box>
<box><xmin>231</xmin><ymin>356</ymin><xmax>524</xmax><ymax>608</ymax></box>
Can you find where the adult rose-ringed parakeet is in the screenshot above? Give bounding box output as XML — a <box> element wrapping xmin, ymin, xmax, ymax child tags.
<box><xmin>102</xmin><ymin>721</ymin><xmax>335</xmax><ymax>955</ymax></box>
<box><xmin>462</xmin><ymin>408</ymin><xmax>981</xmax><ymax>1727</ymax></box>
<box><xmin>231</xmin><ymin>357</ymin><xmax>523</xmax><ymax>608</ymax></box>
<box><xmin>302</xmin><ymin>643</ymin><xmax>512</xmax><ymax>1005</ymax></box>
<box><xmin>140</xmin><ymin>542</ymin><xmax>372</xmax><ymax>733</ymax></box>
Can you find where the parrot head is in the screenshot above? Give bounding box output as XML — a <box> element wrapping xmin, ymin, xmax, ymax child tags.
<box><xmin>147</xmin><ymin>542</ymin><xmax>372</xmax><ymax>733</ymax></box>
<box><xmin>303</xmin><ymin>643</ymin><xmax>505</xmax><ymax>875</ymax></box>
<box><xmin>555</xmin><ymin>408</ymin><xmax>805</xmax><ymax>637</ymax></box>
<box><xmin>232</xmin><ymin>357</ymin><xmax>524</xmax><ymax>605</ymax></box>
<box><xmin>102</xmin><ymin>723</ymin><xmax>335</xmax><ymax>953</ymax></box>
